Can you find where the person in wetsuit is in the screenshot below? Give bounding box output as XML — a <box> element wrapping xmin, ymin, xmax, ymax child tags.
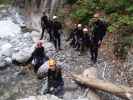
<box><xmin>90</xmin><ymin>13</ymin><xmax>108</xmax><ymax>63</ymax></box>
<box><xmin>43</xmin><ymin>59</ymin><xmax>64</xmax><ymax>98</ymax></box>
<box><xmin>75</xmin><ymin>24</ymin><xmax>84</xmax><ymax>51</ymax></box>
<box><xmin>66</xmin><ymin>24</ymin><xmax>77</xmax><ymax>48</ymax></box>
<box><xmin>25</xmin><ymin>40</ymin><xmax>49</xmax><ymax>73</ymax></box>
<box><xmin>52</xmin><ymin>16</ymin><xmax>63</xmax><ymax>50</ymax></box>
<box><xmin>40</xmin><ymin>12</ymin><xmax>49</xmax><ymax>40</ymax></box>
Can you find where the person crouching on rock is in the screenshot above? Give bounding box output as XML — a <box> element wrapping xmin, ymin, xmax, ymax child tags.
<box><xmin>25</xmin><ymin>40</ymin><xmax>49</xmax><ymax>73</ymax></box>
<box><xmin>44</xmin><ymin>59</ymin><xmax>64</xmax><ymax>98</ymax></box>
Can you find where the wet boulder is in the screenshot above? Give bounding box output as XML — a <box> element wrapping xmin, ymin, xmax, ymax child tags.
<box><xmin>12</xmin><ymin>47</ymin><xmax>33</xmax><ymax>63</ymax></box>
<box><xmin>44</xmin><ymin>42</ymin><xmax>56</xmax><ymax>58</ymax></box>
<box><xmin>0</xmin><ymin>43</ymin><xmax>13</xmax><ymax>57</ymax></box>
<box><xmin>0</xmin><ymin>57</ymin><xmax>12</xmax><ymax>70</ymax></box>
<box><xmin>31</xmin><ymin>31</ymin><xmax>41</xmax><ymax>43</ymax></box>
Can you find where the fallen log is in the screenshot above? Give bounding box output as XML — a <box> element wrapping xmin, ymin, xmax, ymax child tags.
<box><xmin>71</xmin><ymin>74</ymin><xmax>133</xmax><ymax>100</ymax></box>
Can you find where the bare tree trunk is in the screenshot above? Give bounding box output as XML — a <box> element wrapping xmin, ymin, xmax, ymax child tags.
<box><xmin>71</xmin><ymin>74</ymin><xmax>133</xmax><ymax>100</ymax></box>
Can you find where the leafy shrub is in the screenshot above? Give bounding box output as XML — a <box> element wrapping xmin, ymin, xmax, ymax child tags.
<box><xmin>113</xmin><ymin>24</ymin><xmax>133</xmax><ymax>60</ymax></box>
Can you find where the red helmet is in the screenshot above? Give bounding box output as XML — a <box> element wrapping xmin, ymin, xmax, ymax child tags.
<box><xmin>36</xmin><ymin>40</ymin><xmax>43</xmax><ymax>48</ymax></box>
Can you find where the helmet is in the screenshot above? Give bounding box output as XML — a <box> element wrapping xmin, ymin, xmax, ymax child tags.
<box><xmin>53</xmin><ymin>16</ymin><xmax>58</xmax><ymax>19</ymax></box>
<box><xmin>94</xmin><ymin>13</ymin><xmax>100</xmax><ymax>18</ymax></box>
<box><xmin>74</xmin><ymin>24</ymin><xmax>77</xmax><ymax>26</ymax></box>
<box><xmin>77</xmin><ymin>24</ymin><xmax>82</xmax><ymax>28</ymax></box>
<box><xmin>36</xmin><ymin>40</ymin><xmax>43</xmax><ymax>48</ymax></box>
<box><xmin>48</xmin><ymin>59</ymin><xmax>56</xmax><ymax>69</ymax></box>
<box><xmin>83</xmin><ymin>28</ymin><xmax>88</xmax><ymax>32</ymax></box>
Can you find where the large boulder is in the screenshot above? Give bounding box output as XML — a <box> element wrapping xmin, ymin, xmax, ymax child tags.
<box><xmin>44</xmin><ymin>42</ymin><xmax>56</xmax><ymax>58</ymax></box>
<box><xmin>0</xmin><ymin>43</ymin><xmax>13</xmax><ymax>57</ymax></box>
<box><xmin>0</xmin><ymin>57</ymin><xmax>12</xmax><ymax>70</ymax></box>
<box><xmin>0</xmin><ymin>61</ymin><xmax>7</xmax><ymax>70</ymax></box>
<box><xmin>12</xmin><ymin>47</ymin><xmax>34</xmax><ymax>63</ymax></box>
<box><xmin>31</xmin><ymin>31</ymin><xmax>41</xmax><ymax>43</ymax></box>
<box><xmin>37</xmin><ymin>61</ymin><xmax>49</xmax><ymax>78</ymax></box>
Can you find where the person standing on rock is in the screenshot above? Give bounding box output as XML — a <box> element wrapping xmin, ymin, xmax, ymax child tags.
<box><xmin>47</xmin><ymin>19</ymin><xmax>54</xmax><ymax>42</ymax></box>
<box><xmin>92</xmin><ymin>13</ymin><xmax>108</xmax><ymax>46</ymax></box>
<box><xmin>43</xmin><ymin>59</ymin><xmax>64</xmax><ymax>98</ymax></box>
<box><xmin>75</xmin><ymin>24</ymin><xmax>83</xmax><ymax>51</ymax></box>
<box><xmin>90</xmin><ymin>13</ymin><xmax>108</xmax><ymax>63</ymax></box>
<box><xmin>66</xmin><ymin>24</ymin><xmax>77</xmax><ymax>48</ymax></box>
<box><xmin>40</xmin><ymin>12</ymin><xmax>49</xmax><ymax>40</ymax></box>
<box><xmin>25</xmin><ymin>40</ymin><xmax>49</xmax><ymax>73</ymax></box>
<box><xmin>52</xmin><ymin>16</ymin><xmax>63</xmax><ymax>51</ymax></box>
<box><xmin>81</xmin><ymin>28</ymin><xmax>91</xmax><ymax>54</ymax></box>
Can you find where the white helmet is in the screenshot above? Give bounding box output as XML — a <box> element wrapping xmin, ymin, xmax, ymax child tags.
<box><xmin>53</xmin><ymin>16</ymin><xmax>58</xmax><ymax>19</ymax></box>
<box><xmin>83</xmin><ymin>28</ymin><xmax>88</xmax><ymax>32</ymax></box>
<box><xmin>94</xmin><ymin>13</ymin><xmax>100</xmax><ymax>18</ymax></box>
<box><xmin>77</xmin><ymin>24</ymin><xmax>82</xmax><ymax>28</ymax></box>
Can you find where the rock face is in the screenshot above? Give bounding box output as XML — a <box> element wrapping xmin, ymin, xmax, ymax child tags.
<box><xmin>12</xmin><ymin>48</ymin><xmax>33</xmax><ymax>63</ymax></box>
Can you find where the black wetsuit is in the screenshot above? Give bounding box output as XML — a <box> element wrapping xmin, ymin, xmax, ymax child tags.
<box><xmin>40</xmin><ymin>15</ymin><xmax>48</xmax><ymax>40</ymax></box>
<box><xmin>90</xmin><ymin>19</ymin><xmax>108</xmax><ymax>63</ymax></box>
<box><xmin>47</xmin><ymin>20</ymin><xmax>54</xmax><ymax>41</ymax></box>
<box><xmin>52</xmin><ymin>21</ymin><xmax>62</xmax><ymax>50</ymax></box>
<box><xmin>82</xmin><ymin>33</ymin><xmax>91</xmax><ymax>52</ymax></box>
<box><xmin>75</xmin><ymin>28</ymin><xmax>83</xmax><ymax>51</ymax></box>
<box><xmin>66</xmin><ymin>28</ymin><xmax>77</xmax><ymax>48</ymax></box>
<box><xmin>47</xmin><ymin>67</ymin><xmax>64</xmax><ymax>96</ymax></box>
<box><xmin>26</xmin><ymin>47</ymin><xmax>49</xmax><ymax>73</ymax></box>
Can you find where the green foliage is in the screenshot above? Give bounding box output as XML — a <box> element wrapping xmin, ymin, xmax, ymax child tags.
<box><xmin>113</xmin><ymin>24</ymin><xmax>133</xmax><ymax>60</ymax></box>
<box><xmin>108</xmin><ymin>14</ymin><xmax>133</xmax><ymax>32</ymax></box>
<box><xmin>0</xmin><ymin>0</ymin><xmax>13</xmax><ymax>4</ymax></box>
<box><xmin>126</xmin><ymin>6</ymin><xmax>133</xmax><ymax>14</ymax></box>
<box><xmin>66</xmin><ymin>0</ymin><xmax>133</xmax><ymax>60</ymax></box>
<box><xmin>70</xmin><ymin>7</ymin><xmax>89</xmax><ymax>23</ymax></box>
